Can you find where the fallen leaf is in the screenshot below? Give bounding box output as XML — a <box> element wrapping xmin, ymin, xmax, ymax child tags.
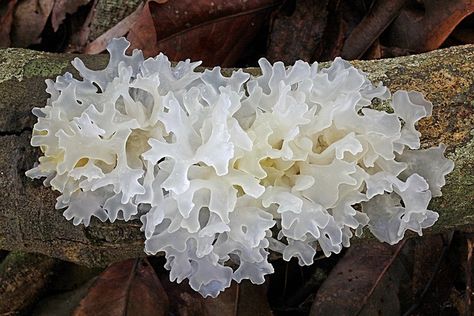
<box><xmin>51</xmin><ymin>0</ymin><xmax>92</xmax><ymax>32</ymax></box>
<box><xmin>0</xmin><ymin>0</ymin><xmax>17</xmax><ymax>47</ymax></box>
<box><xmin>385</xmin><ymin>0</ymin><xmax>474</xmax><ymax>52</ymax></box>
<box><xmin>11</xmin><ymin>0</ymin><xmax>54</xmax><ymax>47</ymax></box>
<box><xmin>32</xmin><ymin>278</ymin><xmax>96</xmax><ymax>316</ymax></box>
<box><xmin>267</xmin><ymin>0</ymin><xmax>329</xmax><ymax>63</ymax></box>
<box><xmin>204</xmin><ymin>280</ymin><xmax>272</xmax><ymax>316</ymax></box>
<box><xmin>158</xmin><ymin>271</ymin><xmax>272</xmax><ymax>316</ymax></box>
<box><xmin>411</xmin><ymin>235</ymin><xmax>446</xmax><ymax>296</ymax></box>
<box><xmin>229</xmin><ymin>280</ymin><xmax>273</xmax><ymax>316</ymax></box>
<box><xmin>73</xmin><ymin>258</ymin><xmax>169</xmax><ymax>316</ymax></box>
<box><xmin>127</xmin><ymin>0</ymin><xmax>282</xmax><ymax>66</ymax></box>
<box><xmin>310</xmin><ymin>240</ymin><xmax>409</xmax><ymax>316</ymax></box>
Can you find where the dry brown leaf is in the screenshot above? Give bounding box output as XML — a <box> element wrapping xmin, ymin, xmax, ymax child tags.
<box><xmin>127</xmin><ymin>0</ymin><xmax>282</xmax><ymax>66</ymax></box>
<box><xmin>158</xmin><ymin>271</ymin><xmax>272</xmax><ymax>316</ymax></box>
<box><xmin>51</xmin><ymin>0</ymin><xmax>92</xmax><ymax>32</ymax></box>
<box><xmin>11</xmin><ymin>0</ymin><xmax>54</xmax><ymax>47</ymax></box>
<box><xmin>267</xmin><ymin>0</ymin><xmax>329</xmax><ymax>63</ymax></box>
<box><xmin>310</xmin><ymin>240</ymin><xmax>408</xmax><ymax>316</ymax></box>
<box><xmin>204</xmin><ymin>280</ymin><xmax>272</xmax><ymax>316</ymax></box>
<box><xmin>410</xmin><ymin>235</ymin><xmax>445</xmax><ymax>296</ymax></box>
<box><xmin>399</xmin><ymin>233</ymin><xmax>457</xmax><ymax>315</ymax></box>
<box><xmin>0</xmin><ymin>0</ymin><xmax>17</xmax><ymax>47</ymax></box>
<box><xmin>385</xmin><ymin>0</ymin><xmax>474</xmax><ymax>52</ymax></box>
<box><xmin>73</xmin><ymin>258</ymin><xmax>169</xmax><ymax>316</ymax></box>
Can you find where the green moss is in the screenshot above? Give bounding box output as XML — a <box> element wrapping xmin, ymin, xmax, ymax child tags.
<box><xmin>0</xmin><ymin>48</ymin><xmax>69</xmax><ymax>84</ymax></box>
<box><xmin>0</xmin><ymin>49</ymin><xmax>32</xmax><ymax>83</ymax></box>
<box><xmin>431</xmin><ymin>129</ymin><xmax>474</xmax><ymax>230</ymax></box>
<box><xmin>23</xmin><ymin>57</ymin><xmax>69</xmax><ymax>79</ymax></box>
<box><xmin>370</xmin><ymin>98</ymin><xmax>394</xmax><ymax>113</ymax></box>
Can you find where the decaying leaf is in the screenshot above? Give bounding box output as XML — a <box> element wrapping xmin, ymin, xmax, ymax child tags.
<box><xmin>73</xmin><ymin>258</ymin><xmax>168</xmax><ymax>316</ymax></box>
<box><xmin>32</xmin><ymin>279</ymin><xmax>96</xmax><ymax>316</ymax></box>
<box><xmin>204</xmin><ymin>280</ymin><xmax>272</xmax><ymax>316</ymax></box>
<box><xmin>11</xmin><ymin>0</ymin><xmax>54</xmax><ymax>47</ymax></box>
<box><xmin>310</xmin><ymin>241</ymin><xmax>409</xmax><ymax>316</ymax></box>
<box><xmin>401</xmin><ymin>233</ymin><xmax>456</xmax><ymax>315</ymax></box>
<box><xmin>267</xmin><ymin>0</ymin><xmax>329</xmax><ymax>63</ymax></box>
<box><xmin>0</xmin><ymin>0</ymin><xmax>17</xmax><ymax>47</ymax></box>
<box><xmin>158</xmin><ymin>270</ymin><xmax>272</xmax><ymax>316</ymax></box>
<box><xmin>385</xmin><ymin>0</ymin><xmax>474</xmax><ymax>52</ymax></box>
<box><xmin>127</xmin><ymin>0</ymin><xmax>282</xmax><ymax>66</ymax></box>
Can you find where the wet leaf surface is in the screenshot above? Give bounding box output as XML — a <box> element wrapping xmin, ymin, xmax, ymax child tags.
<box><xmin>1</xmin><ymin>1</ymin><xmax>474</xmax><ymax>315</ymax></box>
<box><xmin>127</xmin><ymin>0</ymin><xmax>282</xmax><ymax>66</ymax></box>
<box><xmin>310</xmin><ymin>241</ymin><xmax>409</xmax><ymax>316</ymax></box>
<box><xmin>153</xmin><ymin>258</ymin><xmax>272</xmax><ymax>316</ymax></box>
<box><xmin>0</xmin><ymin>0</ymin><xmax>17</xmax><ymax>47</ymax></box>
<box><xmin>1</xmin><ymin>0</ymin><xmax>472</xmax><ymax>61</ymax></box>
<box><xmin>385</xmin><ymin>0</ymin><xmax>474</xmax><ymax>52</ymax></box>
<box><xmin>73</xmin><ymin>258</ymin><xmax>168</xmax><ymax>316</ymax></box>
<box><xmin>10</xmin><ymin>0</ymin><xmax>54</xmax><ymax>47</ymax></box>
<box><xmin>267</xmin><ymin>0</ymin><xmax>329</xmax><ymax>63</ymax></box>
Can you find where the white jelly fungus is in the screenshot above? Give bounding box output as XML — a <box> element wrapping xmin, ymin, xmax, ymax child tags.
<box><xmin>26</xmin><ymin>38</ymin><xmax>454</xmax><ymax>297</ymax></box>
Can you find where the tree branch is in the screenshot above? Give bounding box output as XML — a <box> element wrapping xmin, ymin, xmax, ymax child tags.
<box><xmin>0</xmin><ymin>45</ymin><xmax>472</xmax><ymax>267</ymax></box>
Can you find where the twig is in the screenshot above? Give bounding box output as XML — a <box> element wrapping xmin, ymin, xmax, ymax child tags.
<box><xmin>341</xmin><ymin>0</ymin><xmax>408</xmax><ymax>59</ymax></box>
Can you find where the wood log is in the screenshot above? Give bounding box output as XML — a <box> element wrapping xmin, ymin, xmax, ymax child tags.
<box><xmin>0</xmin><ymin>45</ymin><xmax>472</xmax><ymax>267</ymax></box>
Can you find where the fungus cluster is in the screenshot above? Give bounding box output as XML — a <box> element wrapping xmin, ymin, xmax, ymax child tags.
<box><xmin>27</xmin><ymin>38</ymin><xmax>454</xmax><ymax>297</ymax></box>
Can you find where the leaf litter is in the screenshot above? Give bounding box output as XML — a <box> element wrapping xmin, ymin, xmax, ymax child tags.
<box><xmin>1</xmin><ymin>0</ymin><xmax>474</xmax><ymax>314</ymax></box>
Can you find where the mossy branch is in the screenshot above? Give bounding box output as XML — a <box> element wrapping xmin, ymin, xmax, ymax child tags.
<box><xmin>0</xmin><ymin>45</ymin><xmax>472</xmax><ymax>267</ymax></box>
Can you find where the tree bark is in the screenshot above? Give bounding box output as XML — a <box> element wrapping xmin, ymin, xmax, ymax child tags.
<box><xmin>0</xmin><ymin>45</ymin><xmax>472</xmax><ymax>267</ymax></box>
